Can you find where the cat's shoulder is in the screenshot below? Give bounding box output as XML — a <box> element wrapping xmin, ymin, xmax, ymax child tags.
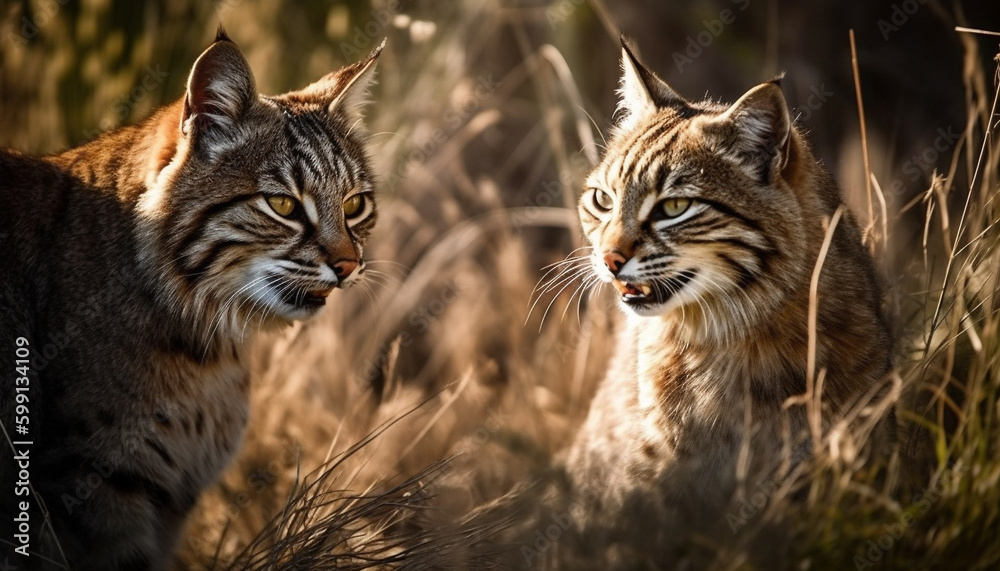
<box><xmin>0</xmin><ymin>146</ymin><xmax>77</xmax><ymax>194</ymax></box>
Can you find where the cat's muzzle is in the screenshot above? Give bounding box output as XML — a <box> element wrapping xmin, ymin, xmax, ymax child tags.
<box><xmin>611</xmin><ymin>269</ymin><xmax>697</xmax><ymax>309</ymax></box>
<box><xmin>280</xmin><ymin>286</ymin><xmax>334</xmax><ymax>309</ymax></box>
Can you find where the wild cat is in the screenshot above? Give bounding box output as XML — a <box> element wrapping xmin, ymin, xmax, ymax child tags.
<box><xmin>0</xmin><ymin>29</ymin><xmax>382</xmax><ymax>570</ymax></box>
<box><xmin>562</xmin><ymin>40</ymin><xmax>894</xmax><ymax>561</ymax></box>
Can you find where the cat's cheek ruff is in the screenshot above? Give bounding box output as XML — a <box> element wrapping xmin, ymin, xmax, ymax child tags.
<box><xmin>138</xmin><ymin>140</ymin><xmax>191</xmax><ymax>219</ymax></box>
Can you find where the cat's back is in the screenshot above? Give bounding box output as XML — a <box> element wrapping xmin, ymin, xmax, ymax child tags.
<box><xmin>0</xmin><ymin>149</ymin><xmax>70</xmax><ymax>335</ymax></box>
<box><xmin>0</xmin><ymin>149</ymin><xmax>70</xmax><ymax>258</ymax></box>
<box><xmin>1</xmin><ymin>147</ymin><xmax>125</xmax><ymax>263</ymax></box>
<box><xmin>0</xmin><ymin>148</ymin><xmax>133</xmax><ymax>327</ymax></box>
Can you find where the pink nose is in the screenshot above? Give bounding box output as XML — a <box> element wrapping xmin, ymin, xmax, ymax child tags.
<box><xmin>603</xmin><ymin>252</ymin><xmax>627</xmax><ymax>274</ymax></box>
<box><xmin>332</xmin><ymin>259</ymin><xmax>359</xmax><ymax>279</ymax></box>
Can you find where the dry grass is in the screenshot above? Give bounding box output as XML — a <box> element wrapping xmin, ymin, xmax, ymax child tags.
<box><xmin>2</xmin><ymin>1</ymin><xmax>999</xmax><ymax>569</ymax></box>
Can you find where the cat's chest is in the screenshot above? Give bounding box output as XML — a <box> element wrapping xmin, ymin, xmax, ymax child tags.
<box><xmin>627</xmin><ymin>339</ymin><xmax>751</xmax><ymax>471</ymax></box>
<box><xmin>129</xmin><ymin>351</ymin><xmax>250</xmax><ymax>502</ymax></box>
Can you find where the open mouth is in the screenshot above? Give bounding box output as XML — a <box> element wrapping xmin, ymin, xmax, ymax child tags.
<box><xmin>279</xmin><ymin>286</ymin><xmax>334</xmax><ymax>309</ymax></box>
<box><xmin>612</xmin><ymin>269</ymin><xmax>697</xmax><ymax>308</ymax></box>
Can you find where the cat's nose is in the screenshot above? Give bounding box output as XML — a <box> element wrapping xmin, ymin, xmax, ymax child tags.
<box><xmin>603</xmin><ymin>252</ymin><xmax>628</xmax><ymax>275</ymax></box>
<box><xmin>332</xmin><ymin>259</ymin><xmax>359</xmax><ymax>279</ymax></box>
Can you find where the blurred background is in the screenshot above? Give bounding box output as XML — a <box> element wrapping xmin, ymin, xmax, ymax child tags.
<box><xmin>2</xmin><ymin>0</ymin><xmax>999</xmax><ymax>568</ymax></box>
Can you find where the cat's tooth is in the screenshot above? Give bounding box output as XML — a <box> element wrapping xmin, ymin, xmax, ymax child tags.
<box><xmin>640</xmin><ymin>285</ymin><xmax>651</xmax><ymax>296</ymax></box>
<box><xmin>611</xmin><ymin>280</ymin><xmax>629</xmax><ymax>295</ymax></box>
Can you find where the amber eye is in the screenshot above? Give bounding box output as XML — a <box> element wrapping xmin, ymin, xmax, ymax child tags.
<box><xmin>660</xmin><ymin>197</ymin><xmax>692</xmax><ymax>218</ymax></box>
<box><xmin>343</xmin><ymin>194</ymin><xmax>364</xmax><ymax>217</ymax></box>
<box><xmin>267</xmin><ymin>195</ymin><xmax>297</xmax><ymax>217</ymax></box>
<box><xmin>592</xmin><ymin>190</ymin><xmax>614</xmax><ymax>212</ymax></box>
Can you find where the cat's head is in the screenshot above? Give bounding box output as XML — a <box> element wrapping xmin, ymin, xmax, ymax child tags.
<box><xmin>581</xmin><ymin>40</ymin><xmax>812</xmax><ymax>336</ymax></box>
<box><xmin>139</xmin><ymin>28</ymin><xmax>382</xmax><ymax>326</ymax></box>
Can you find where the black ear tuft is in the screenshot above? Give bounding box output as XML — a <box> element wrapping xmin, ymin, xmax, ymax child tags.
<box><xmin>214</xmin><ymin>25</ymin><xmax>232</xmax><ymax>44</ymax></box>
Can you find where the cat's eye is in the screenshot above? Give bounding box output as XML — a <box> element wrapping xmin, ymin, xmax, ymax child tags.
<box><xmin>592</xmin><ymin>190</ymin><xmax>614</xmax><ymax>212</ymax></box>
<box><xmin>343</xmin><ymin>194</ymin><xmax>365</xmax><ymax>217</ymax></box>
<box><xmin>660</xmin><ymin>197</ymin><xmax>692</xmax><ymax>218</ymax></box>
<box><xmin>267</xmin><ymin>195</ymin><xmax>298</xmax><ymax>217</ymax></box>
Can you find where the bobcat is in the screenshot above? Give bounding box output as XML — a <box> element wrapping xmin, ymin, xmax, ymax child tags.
<box><xmin>0</xmin><ymin>29</ymin><xmax>382</xmax><ymax>570</ymax></box>
<box><xmin>562</xmin><ymin>41</ymin><xmax>894</xmax><ymax>563</ymax></box>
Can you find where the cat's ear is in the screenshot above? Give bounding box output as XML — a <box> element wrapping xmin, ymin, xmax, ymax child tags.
<box><xmin>181</xmin><ymin>27</ymin><xmax>256</xmax><ymax>142</ymax></box>
<box><xmin>616</xmin><ymin>38</ymin><xmax>684</xmax><ymax>132</ymax></box>
<box><xmin>328</xmin><ymin>39</ymin><xmax>383</xmax><ymax>121</ymax></box>
<box><xmin>291</xmin><ymin>39</ymin><xmax>384</xmax><ymax>124</ymax></box>
<box><xmin>701</xmin><ymin>79</ymin><xmax>791</xmax><ymax>183</ymax></box>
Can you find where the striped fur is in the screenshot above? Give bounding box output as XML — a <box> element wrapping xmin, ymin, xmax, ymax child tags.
<box><xmin>564</xmin><ymin>41</ymin><xmax>894</xmax><ymax>554</ymax></box>
<box><xmin>0</xmin><ymin>30</ymin><xmax>381</xmax><ymax>570</ymax></box>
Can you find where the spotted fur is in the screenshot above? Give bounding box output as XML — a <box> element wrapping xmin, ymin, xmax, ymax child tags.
<box><xmin>564</xmin><ymin>40</ymin><xmax>894</xmax><ymax>548</ymax></box>
<box><xmin>0</xmin><ymin>29</ymin><xmax>382</xmax><ymax>570</ymax></box>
